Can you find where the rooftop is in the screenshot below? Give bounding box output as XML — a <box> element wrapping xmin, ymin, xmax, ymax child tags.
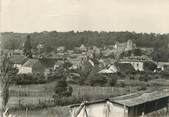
<box><xmin>10</xmin><ymin>55</ymin><xmax>27</xmax><ymax>64</ymax></box>
<box><xmin>23</xmin><ymin>59</ymin><xmax>39</xmax><ymax>67</ymax></box>
<box><xmin>110</xmin><ymin>90</ymin><xmax>169</xmax><ymax>107</ymax></box>
<box><xmin>69</xmin><ymin>90</ymin><xmax>169</xmax><ymax>108</ymax></box>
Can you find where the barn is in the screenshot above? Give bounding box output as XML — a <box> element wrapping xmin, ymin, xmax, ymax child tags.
<box><xmin>69</xmin><ymin>90</ymin><xmax>169</xmax><ymax>117</ymax></box>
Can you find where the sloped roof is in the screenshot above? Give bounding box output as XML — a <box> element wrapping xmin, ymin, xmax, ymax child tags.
<box><xmin>115</xmin><ymin>63</ymin><xmax>135</xmax><ymax>73</ymax></box>
<box><xmin>98</xmin><ymin>64</ymin><xmax>118</xmax><ymax>74</ymax></box>
<box><xmin>22</xmin><ymin>59</ymin><xmax>40</xmax><ymax>67</ymax></box>
<box><xmin>39</xmin><ymin>58</ymin><xmax>57</xmax><ymax>68</ymax></box>
<box><xmin>10</xmin><ymin>55</ymin><xmax>27</xmax><ymax>64</ymax></box>
<box><xmin>110</xmin><ymin>90</ymin><xmax>169</xmax><ymax>107</ymax></box>
<box><xmin>69</xmin><ymin>90</ymin><xmax>169</xmax><ymax>108</ymax></box>
<box><xmin>98</xmin><ymin>69</ymin><xmax>115</xmax><ymax>74</ymax></box>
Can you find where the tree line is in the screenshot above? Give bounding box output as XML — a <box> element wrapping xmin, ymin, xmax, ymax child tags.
<box><xmin>1</xmin><ymin>31</ymin><xmax>169</xmax><ymax>50</ymax></box>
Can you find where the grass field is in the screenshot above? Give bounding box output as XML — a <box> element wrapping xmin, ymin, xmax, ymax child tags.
<box><xmin>9</xmin><ymin>106</ymin><xmax>70</xmax><ymax>117</ymax></box>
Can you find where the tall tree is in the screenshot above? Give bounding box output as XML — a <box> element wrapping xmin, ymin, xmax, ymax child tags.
<box><xmin>23</xmin><ymin>35</ymin><xmax>32</xmax><ymax>58</ymax></box>
<box><xmin>0</xmin><ymin>54</ymin><xmax>18</xmax><ymax>115</ymax></box>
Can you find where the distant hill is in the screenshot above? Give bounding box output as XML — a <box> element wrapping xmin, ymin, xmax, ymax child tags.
<box><xmin>1</xmin><ymin>31</ymin><xmax>169</xmax><ymax>50</ymax></box>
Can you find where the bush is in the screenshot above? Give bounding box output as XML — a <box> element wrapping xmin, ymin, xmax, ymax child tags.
<box><xmin>85</xmin><ymin>74</ymin><xmax>107</xmax><ymax>86</ymax></box>
<box><xmin>53</xmin><ymin>80</ymin><xmax>73</xmax><ymax>98</ymax></box>
<box><xmin>143</xmin><ymin>61</ymin><xmax>157</xmax><ymax>72</ymax></box>
<box><xmin>13</xmin><ymin>73</ymin><xmax>46</xmax><ymax>85</ymax></box>
<box><xmin>54</xmin><ymin>96</ymin><xmax>80</xmax><ymax>106</ymax></box>
<box><xmin>107</xmin><ymin>77</ymin><xmax>117</xmax><ymax>86</ymax></box>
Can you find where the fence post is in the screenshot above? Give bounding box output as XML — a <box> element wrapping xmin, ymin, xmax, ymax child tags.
<box><xmin>26</xmin><ymin>107</ymin><xmax>28</xmax><ymax>117</ymax></box>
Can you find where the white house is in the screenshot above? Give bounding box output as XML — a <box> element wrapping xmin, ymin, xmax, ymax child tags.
<box><xmin>18</xmin><ymin>59</ymin><xmax>43</xmax><ymax>74</ymax></box>
<box><xmin>18</xmin><ymin>59</ymin><xmax>54</xmax><ymax>74</ymax></box>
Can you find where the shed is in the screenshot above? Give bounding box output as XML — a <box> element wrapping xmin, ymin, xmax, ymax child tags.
<box><xmin>69</xmin><ymin>90</ymin><xmax>169</xmax><ymax>117</ymax></box>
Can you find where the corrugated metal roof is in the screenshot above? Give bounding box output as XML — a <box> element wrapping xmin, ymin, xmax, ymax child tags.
<box><xmin>69</xmin><ymin>90</ymin><xmax>169</xmax><ymax>108</ymax></box>
<box><xmin>110</xmin><ymin>90</ymin><xmax>169</xmax><ymax>107</ymax></box>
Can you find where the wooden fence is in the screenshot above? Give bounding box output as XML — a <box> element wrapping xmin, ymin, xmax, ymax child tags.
<box><xmin>9</xmin><ymin>90</ymin><xmax>54</xmax><ymax>97</ymax></box>
<box><xmin>71</xmin><ymin>85</ymin><xmax>127</xmax><ymax>99</ymax></box>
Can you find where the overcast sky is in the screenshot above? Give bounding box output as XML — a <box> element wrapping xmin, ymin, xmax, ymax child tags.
<box><xmin>1</xmin><ymin>0</ymin><xmax>169</xmax><ymax>33</ymax></box>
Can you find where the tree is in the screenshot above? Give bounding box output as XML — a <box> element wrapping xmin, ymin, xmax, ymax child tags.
<box><xmin>133</xmin><ymin>49</ymin><xmax>142</xmax><ymax>56</ymax></box>
<box><xmin>143</xmin><ymin>61</ymin><xmax>157</xmax><ymax>72</ymax></box>
<box><xmin>0</xmin><ymin>54</ymin><xmax>18</xmax><ymax>114</ymax></box>
<box><xmin>53</xmin><ymin>80</ymin><xmax>73</xmax><ymax>98</ymax></box>
<box><xmin>53</xmin><ymin>60</ymin><xmax>73</xmax><ymax>102</ymax></box>
<box><xmin>45</xmin><ymin>46</ymin><xmax>53</xmax><ymax>53</ymax></box>
<box><xmin>152</xmin><ymin>47</ymin><xmax>169</xmax><ymax>62</ymax></box>
<box><xmin>23</xmin><ymin>35</ymin><xmax>32</xmax><ymax>58</ymax></box>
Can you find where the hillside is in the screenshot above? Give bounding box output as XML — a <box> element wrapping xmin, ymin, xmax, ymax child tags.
<box><xmin>2</xmin><ymin>31</ymin><xmax>169</xmax><ymax>50</ymax></box>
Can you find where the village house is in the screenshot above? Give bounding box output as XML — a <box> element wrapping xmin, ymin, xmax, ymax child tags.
<box><xmin>119</xmin><ymin>56</ymin><xmax>152</xmax><ymax>71</ymax></box>
<box><xmin>101</xmin><ymin>48</ymin><xmax>116</xmax><ymax>58</ymax></box>
<box><xmin>98</xmin><ymin>58</ymin><xmax>116</xmax><ymax>68</ymax></box>
<box><xmin>140</xmin><ymin>47</ymin><xmax>154</xmax><ymax>56</ymax></box>
<box><xmin>113</xmin><ymin>40</ymin><xmax>136</xmax><ymax>57</ymax></box>
<box><xmin>19</xmin><ymin>59</ymin><xmax>44</xmax><ymax>74</ymax></box>
<box><xmin>68</xmin><ymin>58</ymin><xmax>81</xmax><ymax>70</ymax></box>
<box><xmin>13</xmin><ymin>49</ymin><xmax>23</xmax><ymax>55</ymax></box>
<box><xmin>79</xmin><ymin>44</ymin><xmax>87</xmax><ymax>52</ymax></box>
<box><xmin>114</xmin><ymin>40</ymin><xmax>136</xmax><ymax>52</ymax></box>
<box><xmin>18</xmin><ymin>58</ymin><xmax>57</xmax><ymax>74</ymax></box>
<box><xmin>120</xmin><ymin>60</ymin><xmax>144</xmax><ymax>71</ymax></box>
<box><xmin>56</xmin><ymin>52</ymin><xmax>66</xmax><ymax>59</ymax></box>
<box><xmin>98</xmin><ymin>64</ymin><xmax>118</xmax><ymax>74</ymax></box>
<box><xmin>115</xmin><ymin>63</ymin><xmax>135</xmax><ymax>73</ymax></box>
<box><xmin>101</xmin><ymin>40</ymin><xmax>136</xmax><ymax>59</ymax></box>
<box><xmin>9</xmin><ymin>55</ymin><xmax>28</xmax><ymax>70</ymax></box>
<box><xmin>69</xmin><ymin>90</ymin><xmax>169</xmax><ymax>117</ymax></box>
<box><xmin>53</xmin><ymin>60</ymin><xmax>65</xmax><ymax>70</ymax></box>
<box><xmin>2</xmin><ymin>49</ymin><xmax>14</xmax><ymax>57</ymax></box>
<box><xmin>98</xmin><ymin>62</ymin><xmax>135</xmax><ymax>74</ymax></box>
<box><xmin>57</xmin><ymin>46</ymin><xmax>65</xmax><ymax>52</ymax></box>
<box><xmin>157</xmin><ymin>62</ymin><xmax>169</xmax><ymax>71</ymax></box>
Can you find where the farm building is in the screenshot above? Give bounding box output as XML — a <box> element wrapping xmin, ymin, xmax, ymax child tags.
<box><xmin>69</xmin><ymin>90</ymin><xmax>169</xmax><ymax>117</ymax></box>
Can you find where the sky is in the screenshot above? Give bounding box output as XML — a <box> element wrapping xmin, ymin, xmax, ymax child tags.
<box><xmin>1</xmin><ymin>0</ymin><xmax>169</xmax><ymax>33</ymax></box>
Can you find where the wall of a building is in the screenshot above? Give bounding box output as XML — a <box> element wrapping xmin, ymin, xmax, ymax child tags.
<box><xmin>120</xmin><ymin>61</ymin><xmax>144</xmax><ymax>71</ymax></box>
<box><xmin>18</xmin><ymin>67</ymin><xmax>32</xmax><ymax>74</ymax></box>
<box><xmin>130</xmin><ymin>62</ymin><xmax>144</xmax><ymax>71</ymax></box>
<box><xmin>32</xmin><ymin>62</ymin><xmax>45</xmax><ymax>74</ymax></box>
<box><xmin>128</xmin><ymin>97</ymin><xmax>169</xmax><ymax>117</ymax></box>
<box><xmin>108</xmin><ymin>101</ymin><xmax>128</xmax><ymax>117</ymax></box>
<box><xmin>71</xmin><ymin>101</ymin><xmax>128</xmax><ymax>117</ymax></box>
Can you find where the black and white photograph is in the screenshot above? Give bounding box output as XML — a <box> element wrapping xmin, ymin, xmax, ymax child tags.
<box><xmin>1</xmin><ymin>0</ymin><xmax>169</xmax><ymax>116</ymax></box>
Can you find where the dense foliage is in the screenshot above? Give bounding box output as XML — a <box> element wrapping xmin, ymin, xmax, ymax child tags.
<box><xmin>13</xmin><ymin>74</ymin><xmax>46</xmax><ymax>84</ymax></box>
<box><xmin>23</xmin><ymin>35</ymin><xmax>32</xmax><ymax>58</ymax></box>
<box><xmin>0</xmin><ymin>55</ymin><xmax>18</xmax><ymax>112</ymax></box>
<box><xmin>2</xmin><ymin>31</ymin><xmax>169</xmax><ymax>50</ymax></box>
